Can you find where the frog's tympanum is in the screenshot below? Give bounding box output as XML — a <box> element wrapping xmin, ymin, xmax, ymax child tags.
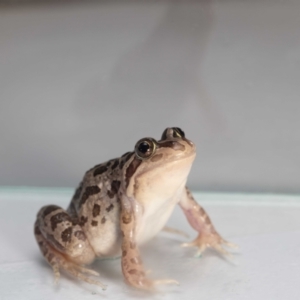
<box><xmin>34</xmin><ymin>127</ymin><xmax>233</xmax><ymax>290</ymax></box>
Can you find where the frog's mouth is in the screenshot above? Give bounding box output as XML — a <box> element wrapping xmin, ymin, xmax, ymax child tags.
<box><xmin>135</xmin><ymin>149</ymin><xmax>196</xmax><ymax>180</ymax></box>
<box><xmin>155</xmin><ymin>139</ymin><xmax>196</xmax><ymax>160</ymax></box>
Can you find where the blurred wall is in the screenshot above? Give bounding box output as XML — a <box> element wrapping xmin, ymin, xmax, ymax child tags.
<box><xmin>1</xmin><ymin>0</ymin><xmax>300</xmax><ymax>193</ymax></box>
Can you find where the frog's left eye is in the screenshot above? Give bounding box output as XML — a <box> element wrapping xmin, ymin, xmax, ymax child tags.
<box><xmin>135</xmin><ymin>138</ymin><xmax>156</xmax><ymax>160</ymax></box>
<box><xmin>173</xmin><ymin>127</ymin><xmax>185</xmax><ymax>138</ymax></box>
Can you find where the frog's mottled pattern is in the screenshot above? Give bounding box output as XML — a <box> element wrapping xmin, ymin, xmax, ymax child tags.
<box><xmin>34</xmin><ymin>127</ymin><xmax>233</xmax><ymax>291</ymax></box>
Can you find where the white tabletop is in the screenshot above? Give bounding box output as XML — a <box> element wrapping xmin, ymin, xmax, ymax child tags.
<box><xmin>0</xmin><ymin>188</ymin><xmax>299</xmax><ymax>300</ymax></box>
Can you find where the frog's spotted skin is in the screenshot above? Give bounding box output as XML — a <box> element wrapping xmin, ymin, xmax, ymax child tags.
<box><xmin>34</xmin><ymin>127</ymin><xmax>232</xmax><ymax>291</ymax></box>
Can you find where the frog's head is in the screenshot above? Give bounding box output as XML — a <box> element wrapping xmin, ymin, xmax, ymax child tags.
<box><xmin>125</xmin><ymin>127</ymin><xmax>196</xmax><ymax>203</ymax></box>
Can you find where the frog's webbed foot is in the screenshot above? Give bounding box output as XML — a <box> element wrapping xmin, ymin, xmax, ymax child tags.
<box><xmin>124</xmin><ymin>273</ymin><xmax>179</xmax><ymax>291</ymax></box>
<box><xmin>122</xmin><ymin>248</ymin><xmax>179</xmax><ymax>291</ymax></box>
<box><xmin>57</xmin><ymin>257</ymin><xmax>105</xmax><ymax>287</ymax></box>
<box><xmin>182</xmin><ymin>232</ymin><xmax>237</xmax><ymax>258</ymax></box>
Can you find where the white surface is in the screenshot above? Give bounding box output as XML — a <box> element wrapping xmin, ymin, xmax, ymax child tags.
<box><xmin>0</xmin><ymin>188</ymin><xmax>300</xmax><ymax>299</ymax></box>
<box><xmin>0</xmin><ymin>1</ymin><xmax>300</xmax><ymax>193</ymax></box>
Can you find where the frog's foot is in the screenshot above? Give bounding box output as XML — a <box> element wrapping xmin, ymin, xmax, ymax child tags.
<box><xmin>49</xmin><ymin>250</ymin><xmax>107</xmax><ymax>290</ymax></box>
<box><xmin>126</xmin><ymin>275</ymin><xmax>179</xmax><ymax>291</ymax></box>
<box><xmin>162</xmin><ymin>226</ymin><xmax>189</xmax><ymax>238</ymax></box>
<box><xmin>181</xmin><ymin>232</ymin><xmax>237</xmax><ymax>258</ymax></box>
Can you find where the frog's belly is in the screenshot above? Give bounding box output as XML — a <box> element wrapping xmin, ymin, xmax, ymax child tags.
<box><xmin>135</xmin><ymin>199</ymin><xmax>177</xmax><ymax>245</ymax></box>
<box><xmin>84</xmin><ymin>208</ymin><xmax>122</xmax><ymax>258</ymax></box>
<box><xmin>86</xmin><ymin>198</ymin><xmax>177</xmax><ymax>258</ymax></box>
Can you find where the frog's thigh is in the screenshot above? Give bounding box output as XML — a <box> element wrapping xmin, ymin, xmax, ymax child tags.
<box><xmin>34</xmin><ymin>205</ymin><xmax>106</xmax><ymax>287</ymax></box>
<box><xmin>35</xmin><ymin>205</ymin><xmax>95</xmax><ymax>264</ymax></box>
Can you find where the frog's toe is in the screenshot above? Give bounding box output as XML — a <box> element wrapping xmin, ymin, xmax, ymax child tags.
<box><xmin>211</xmin><ymin>243</ymin><xmax>232</xmax><ymax>257</ymax></box>
<box><xmin>64</xmin><ymin>263</ymin><xmax>107</xmax><ymax>290</ymax></box>
<box><xmin>72</xmin><ymin>264</ymin><xmax>100</xmax><ymax>276</ymax></box>
<box><xmin>66</xmin><ymin>267</ymin><xmax>107</xmax><ymax>290</ymax></box>
<box><xmin>223</xmin><ymin>240</ymin><xmax>239</xmax><ymax>249</ymax></box>
<box><xmin>209</xmin><ymin>237</ymin><xmax>238</xmax><ymax>256</ymax></box>
<box><xmin>52</xmin><ymin>264</ymin><xmax>60</xmax><ymax>285</ymax></box>
<box><xmin>182</xmin><ymin>233</ymin><xmax>237</xmax><ymax>259</ymax></box>
<box><xmin>128</xmin><ymin>277</ymin><xmax>179</xmax><ymax>291</ymax></box>
<box><xmin>153</xmin><ymin>278</ymin><xmax>179</xmax><ymax>287</ymax></box>
<box><xmin>181</xmin><ymin>240</ymin><xmax>197</xmax><ymax>248</ymax></box>
<box><xmin>162</xmin><ymin>226</ymin><xmax>189</xmax><ymax>238</ymax></box>
<box><xmin>47</xmin><ymin>247</ymin><xmax>106</xmax><ymax>289</ymax></box>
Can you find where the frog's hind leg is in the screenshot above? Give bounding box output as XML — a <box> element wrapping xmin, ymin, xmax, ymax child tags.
<box><xmin>34</xmin><ymin>205</ymin><xmax>106</xmax><ymax>289</ymax></box>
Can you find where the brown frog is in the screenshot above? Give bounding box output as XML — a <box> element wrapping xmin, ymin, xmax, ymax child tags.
<box><xmin>34</xmin><ymin>127</ymin><xmax>233</xmax><ymax>290</ymax></box>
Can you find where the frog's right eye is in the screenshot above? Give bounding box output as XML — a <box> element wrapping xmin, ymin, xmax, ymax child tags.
<box><xmin>135</xmin><ymin>138</ymin><xmax>156</xmax><ymax>160</ymax></box>
<box><xmin>173</xmin><ymin>127</ymin><xmax>185</xmax><ymax>138</ymax></box>
<box><xmin>161</xmin><ymin>127</ymin><xmax>185</xmax><ymax>140</ymax></box>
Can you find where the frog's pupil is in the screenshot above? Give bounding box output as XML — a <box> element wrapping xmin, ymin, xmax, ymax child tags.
<box><xmin>138</xmin><ymin>142</ymin><xmax>150</xmax><ymax>154</ymax></box>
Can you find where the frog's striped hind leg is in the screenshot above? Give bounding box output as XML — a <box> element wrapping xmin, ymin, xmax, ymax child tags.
<box><xmin>34</xmin><ymin>205</ymin><xmax>106</xmax><ymax>289</ymax></box>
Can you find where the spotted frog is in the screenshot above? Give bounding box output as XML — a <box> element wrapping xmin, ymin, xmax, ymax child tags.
<box><xmin>34</xmin><ymin>127</ymin><xmax>233</xmax><ymax>290</ymax></box>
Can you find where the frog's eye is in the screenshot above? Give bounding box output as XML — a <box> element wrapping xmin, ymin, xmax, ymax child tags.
<box><xmin>161</xmin><ymin>127</ymin><xmax>185</xmax><ymax>140</ymax></box>
<box><xmin>173</xmin><ymin>127</ymin><xmax>185</xmax><ymax>138</ymax></box>
<box><xmin>135</xmin><ymin>138</ymin><xmax>156</xmax><ymax>160</ymax></box>
<box><xmin>161</xmin><ymin>128</ymin><xmax>168</xmax><ymax>140</ymax></box>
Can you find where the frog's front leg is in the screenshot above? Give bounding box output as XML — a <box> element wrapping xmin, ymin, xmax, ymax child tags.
<box><xmin>34</xmin><ymin>205</ymin><xmax>106</xmax><ymax>289</ymax></box>
<box><xmin>120</xmin><ymin>198</ymin><xmax>178</xmax><ymax>290</ymax></box>
<box><xmin>179</xmin><ymin>188</ymin><xmax>235</xmax><ymax>257</ymax></box>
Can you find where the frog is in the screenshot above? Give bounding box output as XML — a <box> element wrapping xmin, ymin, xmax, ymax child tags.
<box><xmin>34</xmin><ymin>127</ymin><xmax>233</xmax><ymax>291</ymax></box>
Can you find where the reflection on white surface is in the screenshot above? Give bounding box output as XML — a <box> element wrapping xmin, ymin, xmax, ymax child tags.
<box><xmin>0</xmin><ymin>1</ymin><xmax>300</xmax><ymax>193</ymax></box>
<box><xmin>0</xmin><ymin>189</ymin><xmax>299</xmax><ymax>299</ymax></box>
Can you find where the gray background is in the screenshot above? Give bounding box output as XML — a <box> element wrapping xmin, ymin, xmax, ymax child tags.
<box><xmin>1</xmin><ymin>0</ymin><xmax>300</xmax><ymax>193</ymax></box>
